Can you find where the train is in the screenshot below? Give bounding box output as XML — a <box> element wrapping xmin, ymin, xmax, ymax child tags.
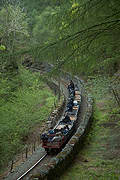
<box><xmin>41</xmin><ymin>80</ymin><xmax>82</xmax><ymax>154</ymax></box>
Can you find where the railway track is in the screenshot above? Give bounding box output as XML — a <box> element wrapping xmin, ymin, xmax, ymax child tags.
<box><xmin>4</xmin><ymin>76</ymin><xmax>70</xmax><ymax>180</ymax></box>
<box><xmin>17</xmin><ymin>153</ymin><xmax>47</xmax><ymax>180</ymax></box>
<box><xmin>5</xmin><ymin>149</ymin><xmax>54</xmax><ymax>180</ymax></box>
<box><xmin>4</xmin><ymin>67</ymin><xmax>87</xmax><ymax>180</ymax></box>
<box><xmin>15</xmin><ymin>82</ymin><xmax>69</xmax><ymax>180</ymax></box>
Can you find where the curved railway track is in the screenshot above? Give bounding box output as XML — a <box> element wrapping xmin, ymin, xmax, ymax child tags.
<box><xmin>4</xmin><ymin>76</ymin><xmax>70</xmax><ymax>180</ymax></box>
<box><xmin>17</xmin><ymin>153</ymin><xmax>47</xmax><ymax>180</ymax></box>
<box><xmin>4</xmin><ymin>68</ymin><xmax>87</xmax><ymax>180</ymax></box>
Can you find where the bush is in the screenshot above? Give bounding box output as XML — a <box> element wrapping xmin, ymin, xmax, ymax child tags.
<box><xmin>0</xmin><ymin>67</ymin><xmax>56</xmax><ymax>169</ymax></box>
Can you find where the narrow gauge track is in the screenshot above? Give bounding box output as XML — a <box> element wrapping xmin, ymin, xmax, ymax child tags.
<box><xmin>4</xmin><ymin>77</ymin><xmax>70</xmax><ymax>180</ymax></box>
<box><xmin>17</xmin><ymin>153</ymin><xmax>47</xmax><ymax>180</ymax></box>
<box><xmin>4</xmin><ymin>67</ymin><xmax>87</xmax><ymax>180</ymax></box>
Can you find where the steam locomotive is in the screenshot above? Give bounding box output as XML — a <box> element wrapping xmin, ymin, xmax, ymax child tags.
<box><xmin>41</xmin><ymin>80</ymin><xmax>81</xmax><ymax>154</ymax></box>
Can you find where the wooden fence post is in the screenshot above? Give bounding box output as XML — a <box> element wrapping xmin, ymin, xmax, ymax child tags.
<box><xmin>22</xmin><ymin>151</ymin><xmax>24</xmax><ymax>161</ymax></box>
<box><xmin>25</xmin><ymin>146</ymin><xmax>28</xmax><ymax>159</ymax></box>
<box><xmin>32</xmin><ymin>144</ymin><xmax>34</xmax><ymax>154</ymax></box>
<box><xmin>33</xmin><ymin>141</ymin><xmax>36</xmax><ymax>151</ymax></box>
<box><xmin>10</xmin><ymin>160</ymin><xmax>14</xmax><ymax>172</ymax></box>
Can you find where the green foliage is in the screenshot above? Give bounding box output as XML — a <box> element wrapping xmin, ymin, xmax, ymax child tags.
<box><xmin>0</xmin><ymin>2</ymin><xmax>29</xmax><ymax>71</ymax></box>
<box><xmin>1</xmin><ymin>0</ymin><xmax>119</xmax><ymax>76</ymax></box>
<box><xmin>0</xmin><ymin>4</ymin><xmax>29</xmax><ymax>45</ymax></box>
<box><xmin>32</xmin><ymin>6</ymin><xmax>57</xmax><ymax>45</ymax></box>
<box><xmin>22</xmin><ymin>0</ymin><xmax>55</xmax><ymax>13</ymax></box>
<box><xmin>86</xmin><ymin>75</ymin><xmax>111</xmax><ymax>100</ymax></box>
<box><xmin>0</xmin><ymin>67</ymin><xmax>56</xmax><ymax>168</ymax></box>
<box><xmin>0</xmin><ymin>45</ymin><xmax>6</xmax><ymax>51</ymax></box>
<box><xmin>31</xmin><ymin>0</ymin><xmax>120</xmax><ymax>76</ymax></box>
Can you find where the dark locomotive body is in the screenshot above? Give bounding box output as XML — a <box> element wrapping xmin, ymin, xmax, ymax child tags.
<box><xmin>41</xmin><ymin>80</ymin><xmax>81</xmax><ymax>154</ymax></box>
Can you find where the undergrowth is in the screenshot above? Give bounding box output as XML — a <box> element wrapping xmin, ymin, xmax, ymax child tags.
<box><xmin>0</xmin><ymin>67</ymin><xmax>56</xmax><ymax>169</ymax></box>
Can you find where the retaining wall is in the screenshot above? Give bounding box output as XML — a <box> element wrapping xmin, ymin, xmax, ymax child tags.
<box><xmin>31</xmin><ymin>76</ymin><xmax>93</xmax><ymax>180</ymax></box>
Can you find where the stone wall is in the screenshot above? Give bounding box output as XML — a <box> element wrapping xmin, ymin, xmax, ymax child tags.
<box><xmin>31</xmin><ymin>76</ymin><xmax>93</xmax><ymax>180</ymax></box>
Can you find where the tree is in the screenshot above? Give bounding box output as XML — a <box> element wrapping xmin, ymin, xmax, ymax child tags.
<box><xmin>33</xmin><ymin>0</ymin><xmax>120</xmax><ymax>76</ymax></box>
<box><xmin>0</xmin><ymin>2</ymin><xmax>29</xmax><ymax>71</ymax></box>
<box><xmin>32</xmin><ymin>6</ymin><xmax>57</xmax><ymax>45</ymax></box>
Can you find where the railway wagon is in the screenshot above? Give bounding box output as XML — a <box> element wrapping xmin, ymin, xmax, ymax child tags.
<box><xmin>41</xmin><ymin>81</ymin><xmax>81</xmax><ymax>154</ymax></box>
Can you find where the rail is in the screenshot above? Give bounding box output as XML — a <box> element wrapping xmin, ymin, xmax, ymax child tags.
<box><xmin>17</xmin><ymin>153</ymin><xmax>47</xmax><ymax>180</ymax></box>
<box><xmin>4</xmin><ymin>66</ymin><xmax>84</xmax><ymax>180</ymax></box>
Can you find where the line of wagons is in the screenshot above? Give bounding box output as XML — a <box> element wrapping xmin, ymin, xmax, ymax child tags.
<box><xmin>41</xmin><ymin>81</ymin><xmax>82</xmax><ymax>154</ymax></box>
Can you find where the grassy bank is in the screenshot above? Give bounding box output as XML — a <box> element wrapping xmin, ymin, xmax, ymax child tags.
<box><xmin>59</xmin><ymin>76</ymin><xmax>120</xmax><ymax>180</ymax></box>
<box><xmin>0</xmin><ymin>68</ymin><xmax>57</xmax><ymax>170</ymax></box>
